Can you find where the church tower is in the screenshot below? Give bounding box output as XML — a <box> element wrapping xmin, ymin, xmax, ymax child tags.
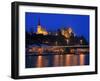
<box><xmin>36</xmin><ymin>19</ymin><xmax>48</xmax><ymax>35</ymax></box>
<box><xmin>37</xmin><ymin>19</ymin><xmax>42</xmax><ymax>34</ymax></box>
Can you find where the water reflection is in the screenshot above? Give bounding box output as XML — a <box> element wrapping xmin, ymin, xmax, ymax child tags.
<box><xmin>54</xmin><ymin>55</ymin><xmax>60</xmax><ymax>66</ymax></box>
<box><xmin>36</xmin><ymin>56</ymin><xmax>43</xmax><ymax>67</ymax></box>
<box><xmin>26</xmin><ymin>53</ymin><xmax>89</xmax><ymax>68</ymax></box>
<box><xmin>73</xmin><ymin>55</ymin><xmax>78</xmax><ymax>65</ymax></box>
<box><xmin>79</xmin><ymin>54</ymin><xmax>85</xmax><ymax>65</ymax></box>
<box><xmin>64</xmin><ymin>54</ymin><xmax>72</xmax><ymax>66</ymax></box>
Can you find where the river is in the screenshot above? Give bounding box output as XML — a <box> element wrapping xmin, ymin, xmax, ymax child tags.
<box><xmin>25</xmin><ymin>53</ymin><xmax>89</xmax><ymax>68</ymax></box>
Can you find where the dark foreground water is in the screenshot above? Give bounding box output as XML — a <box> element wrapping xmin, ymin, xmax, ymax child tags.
<box><xmin>25</xmin><ymin>53</ymin><xmax>89</xmax><ymax>68</ymax></box>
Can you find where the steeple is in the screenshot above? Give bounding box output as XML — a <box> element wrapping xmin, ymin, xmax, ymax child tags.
<box><xmin>38</xmin><ymin>18</ymin><xmax>40</xmax><ymax>25</ymax></box>
<box><xmin>37</xmin><ymin>18</ymin><xmax>48</xmax><ymax>35</ymax></box>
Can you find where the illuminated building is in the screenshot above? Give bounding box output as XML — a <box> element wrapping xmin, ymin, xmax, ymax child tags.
<box><xmin>60</xmin><ymin>27</ymin><xmax>74</xmax><ymax>38</ymax></box>
<box><xmin>36</xmin><ymin>19</ymin><xmax>48</xmax><ymax>35</ymax></box>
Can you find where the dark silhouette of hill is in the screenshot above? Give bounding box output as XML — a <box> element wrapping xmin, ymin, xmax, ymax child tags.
<box><xmin>26</xmin><ymin>32</ymin><xmax>88</xmax><ymax>47</ymax></box>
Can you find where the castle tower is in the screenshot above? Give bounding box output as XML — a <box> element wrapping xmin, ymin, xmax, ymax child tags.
<box><xmin>61</xmin><ymin>27</ymin><xmax>74</xmax><ymax>38</ymax></box>
<box><xmin>67</xmin><ymin>27</ymin><xmax>72</xmax><ymax>34</ymax></box>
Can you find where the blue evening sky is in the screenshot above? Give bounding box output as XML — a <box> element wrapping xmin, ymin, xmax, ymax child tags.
<box><xmin>25</xmin><ymin>12</ymin><xmax>89</xmax><ymax>42</ymax></box>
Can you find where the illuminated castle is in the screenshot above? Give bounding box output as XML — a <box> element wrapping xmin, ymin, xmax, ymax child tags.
<box><xmin>36</xmin><ymin>19</ymin><xmax>74</xmax><ymax>38</ymax></box>
<box><xmin>60</xmin><ymin>27</ymin><xmax>74</xmax><ymax>38</ymax></box>
<box><xmin>36</xmin><ymin>19</ymin><xmax>48</xmax><ymax>35</ymax></box>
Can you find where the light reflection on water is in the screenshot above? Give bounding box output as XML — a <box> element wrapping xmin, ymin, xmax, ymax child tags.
<box><xmin>36</xmin><ymin>56</ymin><xmax>43</xmax><ymax>67</ymax></box>
<box><xmin>26</xmin><ymin>53</ymin><xmax>89</xmax><ymax>68</ymax></box>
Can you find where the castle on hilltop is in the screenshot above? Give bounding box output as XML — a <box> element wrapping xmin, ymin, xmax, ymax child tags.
<box><xmin>26</xmin><ymin>19</ymin><xmax>88</xmax><ymax>46</ymax></box>
<box><xmin>36</xmin><ymin>19</ymin><xmax>75</xmax><ymax>39</ymax></box>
